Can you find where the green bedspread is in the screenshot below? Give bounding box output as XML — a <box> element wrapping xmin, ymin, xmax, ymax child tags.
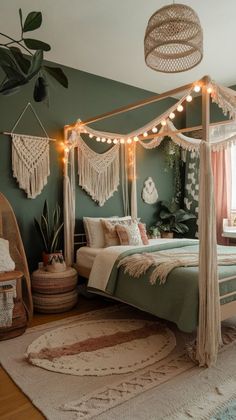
<box><xmin>104</xmin><ymin>241</ymin><xmax>236</xmax><ymax>333</ymax></box>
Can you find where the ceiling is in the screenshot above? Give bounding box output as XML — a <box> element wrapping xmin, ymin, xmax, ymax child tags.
<box><xmin>1</xmin><ymin>0</ymin><xmax>236</xmax><ymax>94</ymax></box>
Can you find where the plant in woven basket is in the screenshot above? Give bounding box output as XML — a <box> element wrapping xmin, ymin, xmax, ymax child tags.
<box><xmin>34</xmin><ymin>200</ymin><xmax>64</xmax><ymax>265</ymax></box>
<box><xmin>0</xmin><ymin>9</ymin><xmax>68</xmax><ymax>102</ymax></box>
<box><xmin>156</xmin><ymin>201</ymin><xmax>196</xmax><ymax>238</ymax></box>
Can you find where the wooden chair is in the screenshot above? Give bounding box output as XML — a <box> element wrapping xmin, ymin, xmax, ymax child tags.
<box><xmin>0</xmin><ymin>193</ymin><xmax>33</xmax><ymax>340</ymax></box>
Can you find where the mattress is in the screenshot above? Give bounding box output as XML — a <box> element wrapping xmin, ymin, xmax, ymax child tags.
<box><xmin>76</xmin><ymin>246</ymin><xmax>102</xmax><ymax>273</ymax></box>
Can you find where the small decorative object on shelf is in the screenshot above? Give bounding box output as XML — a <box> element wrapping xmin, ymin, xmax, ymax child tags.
<box><xmin>31</xmin><ymin>267</ymin><xmax>78</xmax><ymax>313</ymax></box>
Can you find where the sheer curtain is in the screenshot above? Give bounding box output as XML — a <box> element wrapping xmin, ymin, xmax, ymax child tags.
<box><xmin>211</xmin><ymin>148</ymin><xmax>232</xmax><ymax>244</ymax></box>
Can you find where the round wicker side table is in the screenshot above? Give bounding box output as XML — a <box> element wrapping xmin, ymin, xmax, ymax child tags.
<box><xmin>31</xmin><ymin>267</ymin><xmax>78</xmax><ymax>313</ymax></box>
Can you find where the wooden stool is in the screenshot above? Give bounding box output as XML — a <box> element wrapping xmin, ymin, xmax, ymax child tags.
<box><xmin>0</xmin><ymin>271</ymin><xmax>27</xmax><ymax>340</ymax></box>
<box><xmin>32</xmin><ymin>267</ymin><xmax>78</xmax><ymax>313</ymax></box>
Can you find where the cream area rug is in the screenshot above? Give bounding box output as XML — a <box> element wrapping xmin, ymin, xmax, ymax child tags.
<box><xmin>0</xmin><ymin>304</ymin><xmax>236</xmax><ymax>420</ymax></box>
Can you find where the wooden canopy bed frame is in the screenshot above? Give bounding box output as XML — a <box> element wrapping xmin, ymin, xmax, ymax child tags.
<box><xmin>63</xmin><ymin>75</ymin><xmax>236</xmax><ymax>366</ymax></box>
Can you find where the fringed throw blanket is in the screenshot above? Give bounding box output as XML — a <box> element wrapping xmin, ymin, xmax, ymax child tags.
<box><xmin>78</xmin><ymin>137</ymin><xmax>120</xmax><ymax>206</ymax></box>
<box><xmin>0</xmin><ymin>282</ymin><xmax>16</xmax><ymax>327</ymax></box>
<box><xmin>118</xmin><ymin>251</ymin><xmax>236</xmax><ymax>285</ymax></box>
<box><xmin>12</xmin><ymin>134</ymin><xmax>50</xmax><ymax>199</ymax></box>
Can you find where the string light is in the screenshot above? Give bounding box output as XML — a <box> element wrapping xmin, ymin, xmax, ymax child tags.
<box><xmin>113</xmin><ymin>139</ymin><xmax>118</xmax><ymax>144</ymax></box>
<box><xmin>120</xmin><ymin>138</ymin><xmax>125</xmax><ymax>144</ymax></box>
<box><xmin>169</xmin><ymin>112</ymin><xmax>175</xmax><ymax>120</ymax></box>
<box><xmin>152</xmin><ymin>127</ymin><xmax>158</xmax><ymax>133</ymax></box>
<box><xmin>143</xmin><ymin>132</ymin><xmax>148</xmax><ymax>137</ymax></box>
<box><xmin>186</xmin><ymin>95</ymin><xmax>193</xmax><ymax>102</ymax></box>
<box><xmin>127</xmin><ymin>138</ymin><xmax>132</xmax><ymax>144</ymax></box>
<box><xmin>107</xmin><ymin>139</ymin><xmax>112</xmax><ymax>144</ymax></box>
<box><xmin>177</xmin><ymin>104</ymin><xmax>184</xmax><ymax>112</ymax></box>
<box><xmin>207</xmin><ymin>86</ymin><xmax>213</xmax><ymax>94</ymax></box>
<box><xmin>101</xmin><ymin>137</ymin><xmax>106</xmax><ymax>143</ymax></box>
<box><xmin>64</xmin><ymin>147</ymin><xmax>70</xmax><ymax>153</ymax></box>
<box><xmin>96</xmin><ymin>137</ymin><xmax>101</xmax><ymax>142</ymax></box>
<box><xmin>134</xmin><ymin>136</ymin><xmax>139</xmax><ymax>142</ymax></box>
<box><xmin>161</xmin><ymin>120</ymin><xmax>167</xmax><ymax>126</ymax></box>
<box><xmin>194</xmin><ymin>84</ymin><xmax>201</xmax><ymax>93</ymax></box>
<box><xmin>89</xmin><ymin>133</ymin><xmax>93</xmax><ymax>138</ymax></box>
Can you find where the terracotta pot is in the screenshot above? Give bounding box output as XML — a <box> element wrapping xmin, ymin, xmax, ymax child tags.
<box><xmin>160</xmin><ymin>231</ymin><xmax>174</xmax><ymax>239</ymax></box>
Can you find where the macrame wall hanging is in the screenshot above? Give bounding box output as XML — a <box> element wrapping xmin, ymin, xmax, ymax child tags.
<box><xmin>5</xmin><ymin>103</ymin><xmax>55</xmax><ymax>199</ymax></box>
<box><xmin>78</xmin><ymin>137</ymin><xmax>120</xmax><ymax>206</ymax></box>
<box><xmin>142</xmin><ymin>177</ymin><xmax>159</xmax><ymax>204</ymax></box>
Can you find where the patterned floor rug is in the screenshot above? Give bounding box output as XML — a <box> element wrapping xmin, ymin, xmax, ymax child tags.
<box><xmin>0</xmin><ymin>304</ymin><xmax>236</xmax><ymax>420</ymax></box>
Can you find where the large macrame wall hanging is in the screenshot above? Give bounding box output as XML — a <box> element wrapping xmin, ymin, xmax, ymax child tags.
<box><xmin>78</xmin><ymin>137</ymin><xmax>120</xmax><ymax>206</ymax></box>
<box><xmin>6</xmin><ymin>103</ymin><xmax>55</xmax><ymax>199</ymax></box>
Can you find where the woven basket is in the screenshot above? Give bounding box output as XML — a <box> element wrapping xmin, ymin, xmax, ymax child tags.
<box><xmin>33</xmin><ymin>289</ymin><xmax>78</xmax><ymax>314</ymax></box>
<box><xmin>31</xmin><ymin>268</ymin><xmax>77</xmax><ymax>295</ymax></box>
<box><xmin>0</xmin><ymin>300</ymin><xmax>27</xmax><ymax>341</ymax></box>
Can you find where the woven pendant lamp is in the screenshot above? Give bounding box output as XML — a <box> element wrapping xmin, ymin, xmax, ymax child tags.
<box><xmin>144</xmin><ymin>3</ymin><xmax>203</xmax><ymax>73</ymax></box>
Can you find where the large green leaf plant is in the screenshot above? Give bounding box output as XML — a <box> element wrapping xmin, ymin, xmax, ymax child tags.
<box><xmin>0</xmin><ymin>9</ymin><xmax>68</xmax><ymax>102</ymax></box>
<box><xmin>156</xmin><ymin>201</ymin><xmax>196</xmax><ymax>235</ymax></box>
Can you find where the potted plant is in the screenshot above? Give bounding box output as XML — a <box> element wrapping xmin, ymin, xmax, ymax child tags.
<box><xmin>34</xmin><ymin>200</ymin><xmax>64</xmax><ymax>268</ymax></box>
<box><xmin>148</xmin><ymin>226</ymin><xmax>161</xmax><ymax>239</ymax></box>
<box><xmin>156</xmin><ymin>201</ymin><xmax>196</xmax><ymax>239</ymax></box>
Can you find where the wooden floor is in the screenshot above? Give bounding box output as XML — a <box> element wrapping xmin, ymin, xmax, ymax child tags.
<box><xmin>0</xmin><ymin>295</ymin><xmax>113</xmax><ymax>420</ymax></box>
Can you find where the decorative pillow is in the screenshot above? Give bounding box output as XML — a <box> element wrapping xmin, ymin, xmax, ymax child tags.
<box><xmin>83</xmin><ymin>216</ymin><xmax>132</xmax><ymax>248</ymax></box>
<box><xmin>116</xmin><ymin>223</ymin><xmax>143</xmax><ymax>246</ymax></box>
<box><xmin>138</xmin><ymin>223</ymin><xmax>149</xmax><ymax>245</ymax></box>
<box><xmin>101</xmin><ymin>220</ymin><xmax>120</xmax><ymax>247</ymax></box>
<box><xmin>0</xmin><ymin>238</ymin><xmax>15</xmax><ymax>272</ymax></box>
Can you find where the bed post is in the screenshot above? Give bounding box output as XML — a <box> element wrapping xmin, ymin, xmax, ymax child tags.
<box><xmin>130</xmin><ymin>142</ymin><xmax>138</xmax><ymax>218</ymax></box>
<box><xmin>197</xmin><ymin>76</ymin><xmax>221</xmax><ymax>366</ymax></box>
<box><xmin>63</xmin><ymin>126</ymin><xmax>75</xmax><ymax>267</ymax></box>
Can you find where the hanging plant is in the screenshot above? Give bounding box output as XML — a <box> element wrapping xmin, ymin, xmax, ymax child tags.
<box><xmin>161</xmin><ymin>138</ymin><xmax>183</xmax><ymax>204</ymax></box>
<box><xmin>0</xmin><ymin>9</ymin><xmax>68</xmax><ymax>102</ymax></box>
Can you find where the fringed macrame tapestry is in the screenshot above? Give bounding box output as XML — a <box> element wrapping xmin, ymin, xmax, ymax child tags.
<box><xmin>12</xmin><ymin>134</ymin><xmax>50</xmax><ymax>199</ymax></box>
<box><xmin>78</xmin><ymin>137</ymin><xmax>120</xmax><ymax>206</ymax></box>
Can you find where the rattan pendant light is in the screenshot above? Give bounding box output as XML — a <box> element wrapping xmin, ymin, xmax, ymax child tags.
<box><xmin>144</xmin><ymin>3</ymin><xmax>203</xmax><ymax>73</ymax></box>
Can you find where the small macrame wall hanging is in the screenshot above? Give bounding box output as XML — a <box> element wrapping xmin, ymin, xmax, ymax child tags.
<box><xmin>78</xmin><ymin>137</ymin><xmax>120</xmax><ymax>206</ymax></box>
<box><xmin>6</xmin><ymin>103</ymin><xmax>55</xmax><ymax>199</ymax></box>
<box><xmin>142</xmin><ymin>177</ymin><xmax>159</xmax><ymax>204</ymax></box>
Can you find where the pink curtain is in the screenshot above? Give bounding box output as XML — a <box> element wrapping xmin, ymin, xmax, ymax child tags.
<box><xmin>211</xmin><ymin>148</ymin><xmax>232</xmax><ymax>245</ymax></box>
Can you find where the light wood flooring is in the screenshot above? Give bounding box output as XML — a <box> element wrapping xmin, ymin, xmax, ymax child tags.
<box><xmin>0</xmin><ymin>295</ymin><xmax>112</xmax><ymax>420</ymax></box>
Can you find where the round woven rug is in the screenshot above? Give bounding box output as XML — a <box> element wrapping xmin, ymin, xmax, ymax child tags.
<box><xmin>26</xmin><ymin>318</ymin><xmax>176</xmax><ymax>376</ymax></box>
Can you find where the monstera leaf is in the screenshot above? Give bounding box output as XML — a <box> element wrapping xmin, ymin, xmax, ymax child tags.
<box><xmin>0</xmin><ymin>8</ymin><xmax>68</xmax><ymax>102</ymax></box>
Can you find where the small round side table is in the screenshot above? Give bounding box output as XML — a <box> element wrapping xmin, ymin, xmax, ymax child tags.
<box><xmin>31</xmin><ymin>267</ymin><xmax>78</xmax><ymax>313</ymax></box>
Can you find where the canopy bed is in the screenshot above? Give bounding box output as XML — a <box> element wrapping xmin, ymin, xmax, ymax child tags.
<box><xmin>63</xmin><ymin>75</ymin><xmax>236</xmax><ymax>367</ymax></box>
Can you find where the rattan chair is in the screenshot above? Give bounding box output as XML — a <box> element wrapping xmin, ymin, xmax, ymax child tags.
<box><xmin>0</xmin><ymin>193</ymin><xmax>33</xmax><ymax>339</ymax></box>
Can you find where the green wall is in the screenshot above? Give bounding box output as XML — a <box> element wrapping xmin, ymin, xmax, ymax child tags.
<box><xmin>0</xmin><ymin>63</ymin><xmax>178</xmax><ymax>270</ymax></box>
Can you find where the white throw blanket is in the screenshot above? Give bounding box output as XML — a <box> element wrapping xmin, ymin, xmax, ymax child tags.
<box><xmin>118</xmin><ymin>251</ymin><xmax>236</xmax><ymax>285</ymax></box>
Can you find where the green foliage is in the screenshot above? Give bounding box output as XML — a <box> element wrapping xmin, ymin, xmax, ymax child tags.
<box><xmin>156</xmin><ymin>201</ymin><xmax>196</xmax><ymax>235</ymax></box>
<box><xmin>34</xmin><ymin>200</ymin><xmax>64</xmax><ymax>253</ymax></box>
<box><xmin>161</xmin><ymin>138</ymin><xmax>183</xmax><ymax>204</ymax></box>
<box><xmin>0</xmin><ymin>9</ymin><xmax>68</xmax><ymax>102</ymax></box>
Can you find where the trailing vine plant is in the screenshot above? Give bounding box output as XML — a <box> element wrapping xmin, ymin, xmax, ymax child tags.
<box><xmin>161</xmin><ymin>137</ymin><xmax>183</xmax><ymax>205</ymax></box>
<box><xmin>0</xmin><ymin>9</ymin><xmax>68</xmax><ymax>102</ymax></box>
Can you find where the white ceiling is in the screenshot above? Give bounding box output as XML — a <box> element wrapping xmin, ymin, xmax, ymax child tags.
<box><xmin>1</xmin><ymin>0</ymin><xmax>236</xmax><ymax>94</ymax></box>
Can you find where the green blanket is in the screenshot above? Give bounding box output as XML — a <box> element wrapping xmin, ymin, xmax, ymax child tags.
<box><xmin>104</xmin><ymin>241</ymin><xmax>236</xmax><ymax>332</ymax></box>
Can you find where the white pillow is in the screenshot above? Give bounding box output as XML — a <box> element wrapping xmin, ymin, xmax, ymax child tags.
<box><xmin>0</xmin><ymin>238</ymin><xmax>15</xmax><ymax>272</ymax></box>
<box><xmin>83</xmin><ymin>216</ymin><xmax>132</xmax><ymax>248</ymax></box>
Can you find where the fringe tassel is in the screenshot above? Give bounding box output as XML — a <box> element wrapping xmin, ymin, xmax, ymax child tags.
<box><xmin>12</xmin><ymin>135</ymin><xmax>50</xmax><ymax>199</ymax></box>
<box><xmin>78</xmin><ymin>138</ymin><xmax>120</xmax><ymax>206</ymax></box>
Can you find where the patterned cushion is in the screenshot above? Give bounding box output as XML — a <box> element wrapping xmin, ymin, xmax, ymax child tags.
<box><xmin>83</xmin><ymin>216</ymin><xmax>131</xmax><ymax>248</ymax></box>
<box><xmin>116</xmin><ymin>223</ymin><xmax>143</xmax><ymax>246</ymax></box>
<box><xmin>101</xmin><ymin>220</ymin><xmax>120</xmax><ymax>247</ymax></box>
<box><xmin>0</xmin><ymin>238</ymin><xmax>15</xmax><ymax>272</ymax></box>
<box><xmin>138</xmin><ymin>223</ymin><xmax>149</xmax><ymax>245</ymax></box>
